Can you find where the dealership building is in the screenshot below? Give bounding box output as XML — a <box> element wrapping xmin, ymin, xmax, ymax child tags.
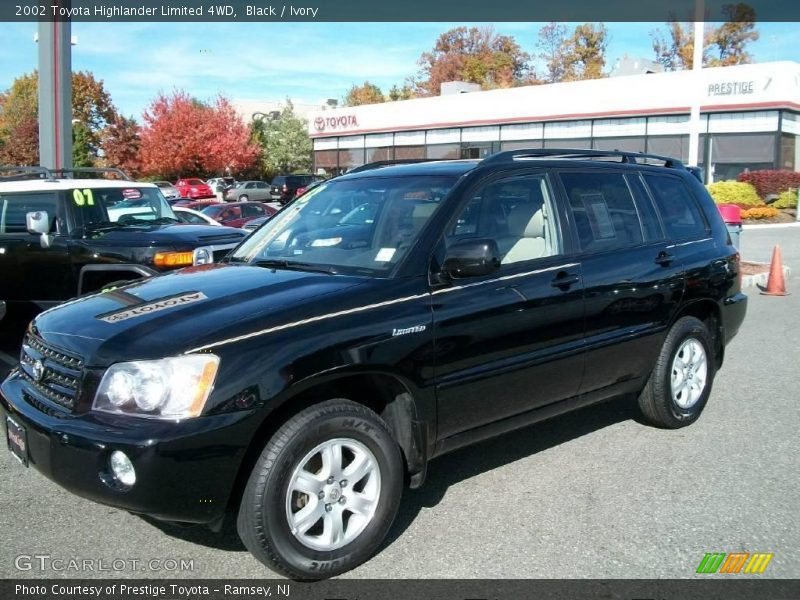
<box><xmin>308</xmin><ymin>61</ymin><xmax>800</xmax><ymax>182</ymax></box>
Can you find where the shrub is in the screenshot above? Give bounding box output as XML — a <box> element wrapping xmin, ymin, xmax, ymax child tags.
<box><xmin>740</xmin><ymin>206</ymin><xmax>780</xmax><ymax>220</ymax></box>
<box><xmin>706</xmin><ymin>181</ymin><xmax>763</xmax><ymax>207</ymax></box>
<box><xmin>737</xmin><ymin>170</ymin><xmax>800</xmax><ymax>199</ymax></box>
<box><xmin>772</xmin><ymin>188</ymin><xmax>798</xmax><ymax>209</ymax></box>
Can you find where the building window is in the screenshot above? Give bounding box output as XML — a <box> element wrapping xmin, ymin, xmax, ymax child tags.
<box><xmin>394</xmin><ymin>146</ymin><xmax>425</xmax><ymax>159</ymax></box>
<box><xmin>366</xmin><ymin>147</ymin><xmax>393</xmax><ymax>162</ymax></box>
<box><xmin>592</xmin><ymin>137</ymin><xmax>646</xmax><ymax>153</ymax></box>
<box><xmin>707</xmin><ymin>133</ymin><xmax>776</xmax><ymax>181</ymax></box>
<box><xmin>780</xmin><ymin>133</ymin><xmax>796</xmax><ymax>171</ymax></box>
<box><xmin>544</xmin><ymin>138</ymin><xmax>591</xmax><ymax>149</ymax></box>
<box><xmin>646</xmin><ymin>135</ymin><xmax>690</xmax><ymax>162</ymax></box>
<box><xmin>426</xmin><ymin>144</ymin><xmax>461</xmax><ymax>159</ymax></box>
<box><xmin>501</xmin><ymin>140</ymin><xmax>543</xmax><ymax>151</ymax></box>
<box><xmin>338</xmin><ymin>149</ymin><xmax>365</xmax><ymax>170</ymax></box>
<box><xmin>314</xmin><ymin>150</ymin><xmax>338</xmax><ymax>176</ymax></box>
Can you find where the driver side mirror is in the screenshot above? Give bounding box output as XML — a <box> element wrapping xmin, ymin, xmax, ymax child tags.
<box><xmin>442</xmin><ymin>238</ymin><xmax>501</xmax><ymax>279</ymax></box>
<box><xmin>26</xmin><ymin>211</ymin><xmax>53</xmax><ymax>248</ymax></box>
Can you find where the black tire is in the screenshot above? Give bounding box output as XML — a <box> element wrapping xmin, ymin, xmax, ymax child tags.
<box><xmin>638</xmin><ymin>316</ymin><xmax>716</xmax><ymax>428</ymax></box>
<box><xmin>237</xmin><ymin>399</ymin><xmax>403</xmax><ymax>579</ymax></box>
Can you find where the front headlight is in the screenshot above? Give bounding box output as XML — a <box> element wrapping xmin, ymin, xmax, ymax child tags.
<box><xmin>93</xmin><ymin>355</ymin><xmax>220</xmax><ymax>419</ymax></box>
<box><xmin>193</xmin><ymin>246</ymin><xmax>213</xmax><ymax>265</ymax></box>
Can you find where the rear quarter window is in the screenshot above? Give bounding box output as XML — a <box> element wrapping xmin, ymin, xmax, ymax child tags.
<box><xmin>643</xmin><ymin>174</ymin><xmax>708</xmax><ymax>241</ymax></box>
<box><xmin>0</xmin><ymin>192</ymin><xmax>61</xmax><ymax>234</ymax></box>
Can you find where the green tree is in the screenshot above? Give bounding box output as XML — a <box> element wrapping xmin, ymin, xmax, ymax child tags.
<box><xmin>710</xmin><ymin>3</ymin><xmax>759</xmax><ymax>66</ymax></box>
<box><xmin>0</xmin><ymin>70</ymin><xmax>119</xmax><ymax>166</ymax></box>
<box><xmin>387</xmin><ymin>84</ymin><xmax>414</xmax><ymax>101</ymax></box>
<box><xmin>537</xmin><ymin>22</ymin><xmax>569</xmax><ymax>83</ymax></box>
<box><xmin>344</xmin><ymin>81</ymin><xmax>385</xmax><ymax>106</ymax></box>
<box><xmin>534</xmin><ymin>22</ymin><xmax>609</xmax><ymax>83</ymax></box>
<box><xmin>412</xmin><ymin>26</ymin><xmax>530</xmax><ymax>96</ymax></box>
<box><xmin>72</xmin><ymin>122</ymin><xmax>95</xmax><ymax>167</ymax></box>
<box><xmin>565</xmin><ymin>24</ymin><xmax>609</xmax><ymax>80</ymax></box>
<box><xmin>651</xmin><ymin>5</ymin><xmax>759</xmax><ymax>71</ymax></box>
<box><xmin>251</xmin><ymin>103</ymin><xmax>312</xmax><ymax>177</ymax></box>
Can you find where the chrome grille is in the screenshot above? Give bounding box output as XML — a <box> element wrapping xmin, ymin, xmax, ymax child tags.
<box><xmin>19</xmin><ymin>334</ymin><xmax>84</xmax><ymax>411</ymax></box>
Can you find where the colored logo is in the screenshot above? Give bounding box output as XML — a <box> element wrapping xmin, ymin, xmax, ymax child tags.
<box><xmin>696</xmin><ymin>552</ymin><xmax>773</xmax><ymax>574</ymax></box>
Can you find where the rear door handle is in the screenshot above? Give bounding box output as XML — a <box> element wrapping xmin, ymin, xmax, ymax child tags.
<box><xmin>550</xmin><ymin>272</ymin><xmax>581</xmax><ymax>289</ymax></box>
<box><xmin>655</xmin><ymin>251</ymin><xmax>674</xmax><ymax>266</ymax></box>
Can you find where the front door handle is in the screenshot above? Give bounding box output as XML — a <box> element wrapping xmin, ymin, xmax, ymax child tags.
<box><xmin>550</xmin><ymin>272</ymin><xmax>581</xmax><ymax>289</ymax></box>
<box><xmin>655</xmin><ymin>251</ymin><xmax>674</xmax><ymax>266</ymax></box>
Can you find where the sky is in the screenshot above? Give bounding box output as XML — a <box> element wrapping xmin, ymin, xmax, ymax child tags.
<box><xmin>1</xmin><ymin>21</ymin><xmax>799</xmax><ymax>119</ymax></box>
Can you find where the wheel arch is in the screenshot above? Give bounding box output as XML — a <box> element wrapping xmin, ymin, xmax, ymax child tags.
<box><xmin>671</xmin><ymin>298</ymin><xmax>724</xmax><ymax>368</ymax></box>
<box><xmin>227</xmin><ymin>368</ymin><xmax>430</xmax><ymax>516</ymax></box>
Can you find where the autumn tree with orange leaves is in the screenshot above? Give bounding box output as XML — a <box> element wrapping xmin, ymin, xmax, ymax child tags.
<box><xmin>138</xmin><ymin>91</ymin><xmax>260</xmax><ymax>179</ymax></box>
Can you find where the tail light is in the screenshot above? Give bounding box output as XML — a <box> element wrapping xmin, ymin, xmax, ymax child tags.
<box><xmin>295</xmin><ymin>187</ymin><xmax>306</xmax><ymax>197</ymax></box>
<box><xmin>282</xmin><ymin>184</ymin><xmax>288</xmax><ymax>192</ymax></box>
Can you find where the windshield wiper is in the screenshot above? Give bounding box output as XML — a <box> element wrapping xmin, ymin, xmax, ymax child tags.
<box><xmin>253</xmin><ymin>259</ymin><xmax>338</xmax><ymax>275</ymax></box>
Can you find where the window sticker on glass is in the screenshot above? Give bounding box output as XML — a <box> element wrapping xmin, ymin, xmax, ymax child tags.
<box><xmin>122</xmin><ymin>188</ymin><xmax>143</xmax><ymax>200</ymax></box>
<box><xmin>375</xmin><ymin>248</ymin><xmax>396</xmax><ymax>262</ymax></box>
<box><xmin>72</xmin><ymin>188</ymin><xmax>95</xmax><ymax>207</ymax></box>
<box><xmin>581</xmin><ymin>193</ymin><xmax>616</xmax><ymax>240</ymax></box>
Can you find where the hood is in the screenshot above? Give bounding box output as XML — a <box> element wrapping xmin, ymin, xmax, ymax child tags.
<box><xmin>85</xmin><ymin>224</ymin><xmax>246</xmax><ymax>248</ymax></box>
<box><xmin>32</xmin><ymin>264</ymin><xmax>366</xmax><ymax>366</ymax></box>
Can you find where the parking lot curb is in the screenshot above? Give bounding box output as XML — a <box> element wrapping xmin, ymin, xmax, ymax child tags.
<box><xmin>741</xmin><ymin>263</ymin><xmax>792</xmax><ymax>289</ymax></box>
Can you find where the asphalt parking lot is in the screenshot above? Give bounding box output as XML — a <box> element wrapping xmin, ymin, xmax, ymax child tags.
<box><xmin>1</xmin><ymin>225</ymin><xmax>798</xmax><ymax>579</ymax></box>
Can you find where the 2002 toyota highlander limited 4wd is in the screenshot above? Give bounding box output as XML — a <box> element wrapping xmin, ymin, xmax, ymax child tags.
<box><xmin>1</xmin><ymin>149</ymin><xmax>746</xmax><ymax>578</ymax></box>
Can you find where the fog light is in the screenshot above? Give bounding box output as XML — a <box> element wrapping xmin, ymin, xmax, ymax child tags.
<box><xmin>109</xmin><ymin>451</ymin><xmax>136</xmax><ymax>488</ymax></box>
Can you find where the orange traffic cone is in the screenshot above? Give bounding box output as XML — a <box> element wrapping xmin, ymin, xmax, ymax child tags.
<box><xmin>759</xmin><ymin>244</ymin><xmax>789</xmax><ymax>296</ymax></box>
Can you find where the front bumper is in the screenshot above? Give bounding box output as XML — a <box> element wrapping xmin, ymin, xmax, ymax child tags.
<box><xmin>0</xmin><ymin>371</ymin><xmax>258</xmax><ymax>524</ymax></box>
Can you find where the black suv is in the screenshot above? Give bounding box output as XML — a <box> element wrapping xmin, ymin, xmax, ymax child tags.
<box><xmin>0</xmin><ymin>151</ymin><xmax>746</xmax><ymax>578</ymax></box>
<box><xmin>0</xmin><ymin>167</ymin><xmax>247</xmax><ymax>318</ymax></box>
<box><xmin>271</xmin><ymin>173</ymin><xmax>321</xmax><ymax>204</ymax></box>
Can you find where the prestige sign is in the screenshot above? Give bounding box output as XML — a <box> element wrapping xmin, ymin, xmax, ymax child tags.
<box><xmin>314</xmin><ymin>114</ymin><xmax>359</xmax><ymax>133</ymax></box>
<box><xmin>707</xmin><ymin>80</ymin><xmax>756</xmax><ymax>97</ymax></box>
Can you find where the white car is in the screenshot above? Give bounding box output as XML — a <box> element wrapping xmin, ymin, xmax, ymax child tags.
<box><xmin>172</xmin><ymin>206</ymin><xmax>222</xmax><ymax>226</ymax></box>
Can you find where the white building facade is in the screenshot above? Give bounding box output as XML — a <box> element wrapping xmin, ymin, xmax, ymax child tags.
<box><xmin>308</xmin><ymin>61</ymin><xmax>800</xmax><ymax>182</ymax></box>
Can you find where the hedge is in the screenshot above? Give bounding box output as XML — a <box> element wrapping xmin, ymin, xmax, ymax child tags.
<box><xmin>741</xmin><ymin>206</ymin><xmax>780</xmax><ymax>220</ymax></box>
<box><xmin>705</xmin><ymin>181</ymin><xmax>763</xmax><ymax>207</ymax></box>
<box><xmin>737</xmin><ymin>170</ymin><xmax>800</xmax><ymax>199</ymax></box>
<box><xmin>772</xmin><ymin>188</ymin><xmax>798</xmax><ymax>209</ymax></box>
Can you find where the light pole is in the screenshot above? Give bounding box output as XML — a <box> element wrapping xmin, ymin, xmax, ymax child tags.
<box><xmin>687</xmin><ymin>0</ymin><xmax>705</xmax><ymax>174</ymax></box>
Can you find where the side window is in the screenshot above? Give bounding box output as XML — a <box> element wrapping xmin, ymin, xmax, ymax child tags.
<box><xmin>255</xmin><ymin>182</ymin><xmax>268</xmax><ymax>189</ymax></box>
<box><xmin>626</xmin><ymin>175</ymin><xmax>664</xmax><ymax>242</ymax></box>
<box><xmin>446</xmin><ymin>174</ymin><xmax>560</xmax><ymax>266</ymax></box>
<box><xmin>242</xmin><ymin>204</ymin><xmax>263</xmax><ymax>217</ymax></box>
<box><xmin>561</xmin><ymin>172</ymin><xmax>645</xmax><ymax>253</ymax></box>
<box><xmin>245</xmin><ymin>182</ymin><xmax>255</xmax><ymax>189</ymax></box>
<box><xmin>643</xmin><ymin>174</ymin><xmax>708</xmax><ymax>241</ymax></box>
<box><xmin>0</xmin><ymin>192</ymin><xmax>60</xmax><ymax>234</ymax></box>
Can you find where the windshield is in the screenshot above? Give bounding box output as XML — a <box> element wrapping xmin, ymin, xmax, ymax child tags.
<box><xmin>186</xmin><ymin>179</ymin><xmax>204</xmax><ymax>185</ymax></box>
<box><xmin>230</xmin><ymin>175</ymin><xmax>455</xmax><ymax>276</ymax></box>
<box><xmin>72</xmin><ymin>186</ymin><xmax>177</xmax><ymax>228</ymax></box>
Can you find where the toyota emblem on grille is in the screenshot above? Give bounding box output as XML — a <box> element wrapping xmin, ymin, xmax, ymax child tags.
<box><xmin>32</xmin><ymin>359</ymin><xmax>45</xmax><ymax>382</ymax></box>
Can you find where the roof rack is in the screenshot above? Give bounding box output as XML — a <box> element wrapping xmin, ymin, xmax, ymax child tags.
<box><xmin>346</xmin><ymin>158</ymin><xmax>450</xmax><ymax>174</ymax></box>
<box><xmin>51</xmin><ymin>167</ymin><xmax>131</xmax><ymax>180</ymax></box>
<box><xmin>0</xmin><ymin>166</ymin><xmax>57</xmax><ymax>182</ymax></box>
<box><xmin>481</xmin><ymin>148</ymin><xmax>686</xmax><ymax>170</ymax></box>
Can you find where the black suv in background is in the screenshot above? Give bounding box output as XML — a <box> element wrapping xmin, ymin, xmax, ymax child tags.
<box><xmin>270</xmin><ymin>173</ymin><xmax>321</xmax><ymax>204</ymax></box>
<box><xmin>1</xmin><ymin>151</ymin><xmax>746</xmax><ymax>578</ymax></box>
<box><xmin>0</xmin><ymin>167</ymin><xmax>247</xmax><ymax>318</ymax></box>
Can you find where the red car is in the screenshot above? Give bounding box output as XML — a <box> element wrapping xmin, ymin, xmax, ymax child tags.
<box><xmin>175</xmin><ymin>199</ymin><xmax>223</xmax><ymax>210</ymax></box>
<box><xmin>175</xmin><ymin>178</ymin><xmax>215</xmax><ymax>199</ymax></box>
<box><xmin>200</xmin><ymin>201</ymin><xmax>277</xmax><ymax>228</ymax></box>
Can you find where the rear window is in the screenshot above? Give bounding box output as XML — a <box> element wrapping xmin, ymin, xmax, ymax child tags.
<box><xmin>643</xmin><ymin>175</ymin><xmax>708</xmax><ymax>241</ymax></box>
<box><xmin>561</xmin><ymin>172</ymin><xmax>646</xmax><ymax>252</ymax></box>
<box><xmin>271</xmin><ymin>177</ymin><xmax>286</xmax><ymax>185</ymax></box>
